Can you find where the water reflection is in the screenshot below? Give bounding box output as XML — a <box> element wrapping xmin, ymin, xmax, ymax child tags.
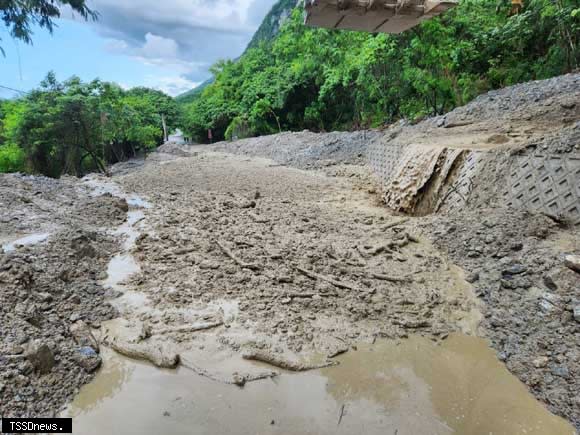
<box><xmin>65</xmin><ymin>335</ymin><xmax>575</xmax><ymax>435</ymax></box>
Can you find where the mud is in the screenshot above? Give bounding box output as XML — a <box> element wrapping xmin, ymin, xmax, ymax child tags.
<box><xmin>0</xmin><ymin>174</ymin><xmax>124</xmax><ymax>417</ymax></box>
<box><xmin>64</xmin><ymin>335</ymin><xmax>574</xmax><ymax>435</ymax></box>
<box><xmin>1</xmin><ymin>73</ymin><xmax>578</xmax><ymax>433</ymax></box>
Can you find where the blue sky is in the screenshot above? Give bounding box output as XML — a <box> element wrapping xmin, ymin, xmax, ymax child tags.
<box><xmin>0</xmin><ymin>0</ymin><xmax>277</xmax><ymax>98</ymax></box>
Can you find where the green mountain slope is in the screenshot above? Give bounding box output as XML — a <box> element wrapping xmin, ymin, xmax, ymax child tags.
<box><xmin>181</xmin><ymin>0</ymin><xmax>579</xmax><ymax>142</ymax></box>
<box><xmin>176</xmin><ymin>0</ymin><xmax>297</xmax><ymax>103</ymax></box>
<box><xmin>246</xmin><ymin>0</ymin><xmax>297</xmax><ymax>50</ymax></box>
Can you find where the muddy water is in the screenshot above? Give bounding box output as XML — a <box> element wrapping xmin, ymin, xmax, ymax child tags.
<box><xmin>64</xmin><ymin>334</ymin><xmax>574</xmax><ymax>435</ymax></box>
<box><xmin>1</xmin><ymin>232</ymin><xmax>50</xmax><ymax>253</ymax></box>
<box><xmin>85</xmin><ymin>176</ymin><xmax>151</xmax><ymax>312</ymax></box>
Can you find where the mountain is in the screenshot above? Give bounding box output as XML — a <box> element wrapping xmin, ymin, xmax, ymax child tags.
<box><xmin>175</xmin><ymin>0</ymin><xmax>297</xmax><ymax>103</ymax></box>
<box><xmin>246</xmin><ymin>0</ymin><xmax>297</xmax><ymax>50</ymax></box>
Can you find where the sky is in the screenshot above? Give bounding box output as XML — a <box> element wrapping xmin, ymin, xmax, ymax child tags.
<box><xmin>0</xmin><ymin>0</ymin><xmax>277</xmax><ymax>98</ymax></box>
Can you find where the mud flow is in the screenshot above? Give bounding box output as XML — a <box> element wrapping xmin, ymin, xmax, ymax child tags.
<box><xmin>64</xmin><ymin>334</ymin><xmax>573</xmax><ymax>435</ymax></box>
<box><xmin>2</xmin><ymin>75</ymin><xmax>578</xmax><ymax>435</ymax></box>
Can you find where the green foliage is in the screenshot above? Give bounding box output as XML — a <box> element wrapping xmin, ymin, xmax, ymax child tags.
<box><xmin>0</xmin><ymin>72</ymin><xmax>180</xmax><ymax>177</ymax></box>
<box><xmin>246</xmin><ymin>0</ymin><xmax>296</xmax><ymax>50</ymax></box>
<box><xmin>0</xmin><ymin>143</ymin><xmax>25</xmax><ymax>173</ymax></box>
<box><xmin>183</xmin><ymin>0</ymin><xmax>579</xmax><ymax>142</ymax></box>
<box><xmin>0</xmin><ymin>0</ymin><xmax>97</xmax><ymax>54</ymax></box>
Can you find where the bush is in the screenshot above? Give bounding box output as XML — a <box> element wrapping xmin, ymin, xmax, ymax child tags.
<box><xmin>0</xmin><ymin>143</ymin><xmax>26</xmax><ymax>173</ymax></box>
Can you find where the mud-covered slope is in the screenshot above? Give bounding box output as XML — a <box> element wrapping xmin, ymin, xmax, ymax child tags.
<box><xmin>368</xmin><ymin>73</ymin><xmax>580</xmax><ymax>221</ymax></box>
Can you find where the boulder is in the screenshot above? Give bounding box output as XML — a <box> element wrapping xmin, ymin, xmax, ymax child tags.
<box><xmin>74</xmin><ymin>347</ymin><xmax>102</xmax><ymax>373</ymax></box>
<box><xmin>564</xmin><ymin>254</ymin><xmax>580</xmax><ymax>274</ymax></box>
<box><xmin>70</xmin><ymin>321</ymin><xmax>99</xmax><ymax>352</ymax></box>
<box><xmin>26</xmin><ymin>340</ymin><xmax>55</xmax><ymax>374</ymax></box>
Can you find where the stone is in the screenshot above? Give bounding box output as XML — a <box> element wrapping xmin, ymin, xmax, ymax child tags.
<box><xmin>543</xmin><ymin>275</ymin><xmax>558</xmax><ymax>291</ymax></box>
<box><xmin>550</xmin><ymin>365</ymin><xmax>569</xmax><ymax>378</ymax></box>
<box><xmin>74</xmin><ymin>347</ymin><xmax>102</xmax><ymax>373</ymax></box>
<box><xmin>70</xmin><ymin>321</ymin><xmax>99</xmax><ymax>352</ymax></box>
<box><xmin>574</xmin><ymin>306</ymin><xmax>580</xmax><ymax>323</ymax></box>
<box><xmin>466</xmin><ymin>272</ymin><xmax>480</xmax><ymax>283</ymax></box>
<box><xmin>564</xmin><ymin>254</ymin><xmax>580</xmax><ymax>273</ymax></box>
<box><xmin>532</xmin><ymin>356</ymin><xmax>549</xmax><ymax>368</ymax></box>
<box><xmin>26</xmin><ymin>341</ymin><xmax>55</xmax><ymax>374</ymax></box>
<box><xmin>35</xmin><ymin>292</ymin><xmax>53</xmax><ymax>303</ymax></box>
<box><xmin>510</xmin><ymin>242</ymin><xmax>523</xmax><ymax>251</ymax></box>
<box><xmin>502</xmin><ymin>264</ymin><xmax>527</xmax><ymax>276</ymax></box>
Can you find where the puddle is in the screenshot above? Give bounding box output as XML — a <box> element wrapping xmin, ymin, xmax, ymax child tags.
<box><xmin>2</xmin><ymin>232</ymin><xmax>50</xmax><ymax>253</ymax></box>
<box><xmin>64</xmin><ymin>334</ymin><xmax>575</xmax><ymax>435</ymax></box>
<box><xmin>84</xmin><ymin>176</ymin><xmax>151</xmax><ymax>313</ymax></box>
<box><xmin>83</xmin><ymin>176</ymin><xmax>151</xmax><ymax>208</ymax></box>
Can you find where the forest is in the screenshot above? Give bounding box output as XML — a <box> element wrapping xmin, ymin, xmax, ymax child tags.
<box><xmin>181</xmin><ymin>0</ymin><xmax>579</xmax><ymax>143</ymax></box>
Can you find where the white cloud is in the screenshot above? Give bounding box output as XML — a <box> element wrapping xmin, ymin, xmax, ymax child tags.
<box><xmin>143</xmin><ymin>75</ymin><xmax>201</xmax><ymax>97</ymax></box>
<box><xmin>77</xmin><ymin>0</ymin><xmax>278</xmax><ymax>83</ymax></box>
<box><xmin>140</xmin><ymin>33</ymin><xmax>179</xmax><ymax>59</ymax></box>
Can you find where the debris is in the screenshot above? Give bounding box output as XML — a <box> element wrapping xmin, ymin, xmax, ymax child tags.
<box><xmin>371</xmin><ymin>272</ymin><xmax>412</xmax><ymax>283</ymax></box>
<box><xmin>564</xmin><ymin>254</ymin><xmax>580</xmax><ymax>274</ymax></box>
<box><xmin>338</xmin><ymin>404</ymin><xmax>346</xmax><ymax>426</ymax></box>
<box><xmin>26</xmin><ymin>341</ymin><xmax>55</xmax><ymax>374</ymax></box>
<box><xmin>242</xmin><ymin>349</ymin><xmax>338</xmax><ymax>371</ymax></box>
<box><xmin>294</xmin><ymin>266</ymin><xmax>358</xmax><ymax>291</ymax></box>
<box><xmin>216</xmin><ymin>239</ymin><xmax>261</xmax><ymax>271</ymax></box>
<box><xmin>154</xmin><ymin>321</ymin><xmax>224</xmax><ymax>335</ymax></box>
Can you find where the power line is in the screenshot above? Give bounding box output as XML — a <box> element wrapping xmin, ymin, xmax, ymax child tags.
<box><xmin>0</xmin><ymin>84</ymin><xmax>28</xmax><ymax>95</ymax></box>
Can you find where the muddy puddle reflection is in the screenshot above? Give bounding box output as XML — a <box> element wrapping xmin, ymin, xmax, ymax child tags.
<box><xmin>2</xmin><ymin>232</ymin><xmax>50</xmax><ymax>253</ymax></box>
<box><xmin>64</xmin><ymin>334</ymin><xmax>574</xmax><ymax>435</ymax></box>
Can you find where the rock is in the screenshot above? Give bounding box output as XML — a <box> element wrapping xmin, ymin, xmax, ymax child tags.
<box><xmin>561</xmin><ymin>102</ymin><xmax>576</xmax><ymax>110</ymax></box>
<box><xmin>26</xmin><ymin>341</ymin><xmax>55</xmax><ymax>374</ymax></box>
<box><xmin>564</xmin><ymin>254</ymin><xmax>580</xmax><ymax>273</ymax></box>
<box><xmin>70</xmin><ymin>321</ymin><xmax>99</xmax><ymax>352</ymax></box>
<box><xmin>35</xmin><ymin>292</ymin><xmax>53</xmax><ymax>302</ymax></box>
<box><xmin>543</xmin><ymin>275</ymin><xmax>558</xmax><ymax>291</ymax></box>
<box><xmin>502</xmin><ymin>264</ymin><xmax>527</xmax><ymax>276</ymax></box>
<box><xmin>532</xmin><ymin>356</ymin><xmax>549</xmax><ymax>368</ymax></box>
<box><xmin>550</xmin><ymin>365</ymin><xmax>569</xmax><ymax>378</ymax></box>
<box><xmin>466</xmin><ymin>272</ymin><xmax>480</xmax><ymax>283</ymax></box>
<box><xmin>74</xmin><ymin>347</ymin><xmax>102</xmax><ymax>373</ymax></box>
<box><xmin>115</xmin><ymin>198</ymin><xmax>129</xmax><ymax>213</ymax></box>
<box><xmin>539</xmin><ymin>299</ymin><xmax>556</xmax><ymax>314</ymax></box>
<box><xmin>510</xmin><ymin>242</ymin><xmax>523</xmax><ymax>251</ymax></box>
<box><xmin>574</xmin><ymin>306</ymin><xmax>580</xmax><ymax>323</ymax></box>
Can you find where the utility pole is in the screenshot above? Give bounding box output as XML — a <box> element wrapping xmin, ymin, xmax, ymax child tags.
<box><xmin>161</xmin><ymin>113</ymin><xmax>168</xmax><ymax>143</ymax></box>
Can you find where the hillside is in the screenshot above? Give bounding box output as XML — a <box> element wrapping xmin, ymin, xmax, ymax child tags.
<box><xmin>246</xmin><ymin>0</ymin><xmax>297</xmax><ymax>50</ymax></box>
<box><xmin>175</xmin><ymin>0</ymin><xmax>297</xmax><ymax>104</ymax></box>
<box><xmin>180</xmin><ymin>0</ymin><xmax>579</xmax><ymax>143</ymax></box>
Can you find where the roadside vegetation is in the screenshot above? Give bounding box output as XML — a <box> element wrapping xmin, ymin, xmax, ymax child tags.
<box><xmin>181</xmin><ymin>0</ymin><xmax>579</xmax><ymax>142</ymax></box>
<box><xmin>0</xmin><ymin>74</ymin><xmax>179</xmax><ymax>176</ymax></box>
<box><xmin>1</xmin><ymin>0</ymin><xmax>578</xmax><ymax>175</ymax></box>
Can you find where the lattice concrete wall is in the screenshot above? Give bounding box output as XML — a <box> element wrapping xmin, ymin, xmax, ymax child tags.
<box><xmin>503</xmin><ymin>154</ymin><xmax>580</xmax><ymax>224</ymax></box>
<box><xmin>367</xmin><ymin>140</ymin><xmax>404</xmax><ymax>188</ymax></box>
<box><xmin>367</xmin><ymin>142</ymin><xmax>580</xmax><ymax>224</ymax></box>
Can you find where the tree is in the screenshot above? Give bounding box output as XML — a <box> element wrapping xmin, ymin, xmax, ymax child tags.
<box><xmin>182</xmin><ymin>0</ymin><xmax>579</xmax><ymax>141</ymax></box>
<box><xmin>0</xmin><ymin>0</ymin><xmax>97</xmax><ymax>54</ymax></box>
<box><xmin>1</xmin><ymin>72</ymin><xmax>179</xmax><ymax>177</ymax></box>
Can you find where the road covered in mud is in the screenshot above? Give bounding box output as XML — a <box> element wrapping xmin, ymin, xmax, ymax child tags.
<box><xmin>1</xmin><ymin>75</ymin><xmax>579</xmax><ymax>434</ymax></box>
<box><xmin>1</xmin><ymin>141</ymin><xmax>577</xmax><ymax>434</ymax></box>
